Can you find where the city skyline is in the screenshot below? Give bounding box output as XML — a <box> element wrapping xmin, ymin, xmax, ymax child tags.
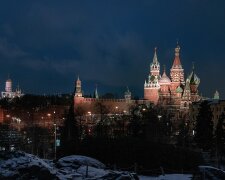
<box><xmin>0</xmin><ymin>1</ymin><xmax>225</xmax><ymax>98</ymax></box>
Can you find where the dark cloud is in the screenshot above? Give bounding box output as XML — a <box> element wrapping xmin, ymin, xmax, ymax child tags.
<box><xmin>0</xmin><ymin>0</ymin><xmax>224</xmax><ymax>98</ymax></box>
<box><xmin>0</xmin><ymin>37</ymin><xmax>28</xmax><ymax>59</ymax></box>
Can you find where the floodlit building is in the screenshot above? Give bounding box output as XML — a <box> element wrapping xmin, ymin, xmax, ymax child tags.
<box><xmin>74</xmin><ymin>44</ymin><xmax>202</xmax><ymax>115</ymax></box>
<box><xmin>1</xmin><ymin>78</ymin><xmax>24</xmax><ymax>99</ymax></box>
<box><xmin>144</xmin><ymin>44</ymin><xmax>201</xmax><ymax>110</ymax></box>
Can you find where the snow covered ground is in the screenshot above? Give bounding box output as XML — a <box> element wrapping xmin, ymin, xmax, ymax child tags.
<box><xmin>139</xmin><ymin>174</ymin><xmax>192</xmax><ymax>180</ymax></box>
<box><xmin>2</xmin><ymin>151</ymin><xmax>224</xmax><ymax>179</ymax></box>
<box><xmin>0</xmin><ymin>151</ymin><xmax>138</xmax><ymax>179</ymax></box>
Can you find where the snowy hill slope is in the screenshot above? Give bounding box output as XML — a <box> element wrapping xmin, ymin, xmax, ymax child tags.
<box><xmin>0</xmin><ymin>151</ymin><xmax>138</xmax><ymax>179</ymax></box>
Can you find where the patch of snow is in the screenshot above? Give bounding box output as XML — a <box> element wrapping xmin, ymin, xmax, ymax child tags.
<box><xmin>139</xmin><ymin>174</ymin><xmax>192</xmax><ymax>180</ymax></box>
<box><xmin>57</xmin><ymin>155</ymin><xmax>106</xmax><ymax>169</ymax></box>
<box><xmin>77</xmin><ymin>165</ymin><xmax>108</xmax><ymax>178</ymax></box>
<box><xmin>0</xmin><ymin>151</ymin><xmax>137</xmax><ymax>179</ymax></box>
<box><xmin>0</xmin><ymin>151</ymin><xmax>56</xmax><ymax>179</ymax></box>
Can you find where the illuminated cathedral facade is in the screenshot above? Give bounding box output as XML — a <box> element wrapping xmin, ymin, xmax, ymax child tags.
<box><xmin>74</xmin><ymin>44</ymin><xmax>201</xmax><ymax>114</ymax></box>
<box><xmin>144</xmin><ymin>44</ymin><xmax>201</xmax><ymax>110</ymax></box>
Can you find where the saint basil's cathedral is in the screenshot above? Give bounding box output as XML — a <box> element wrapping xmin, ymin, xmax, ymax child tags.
<box><xmin>144</xmin><ymin>44</ymin><xmax>201</xmax><ymax>110</ymax></box>
<box><xmin>74</xmin><ymin>44</ymin><xmax>201</xmax><ymax>115</ymax></box>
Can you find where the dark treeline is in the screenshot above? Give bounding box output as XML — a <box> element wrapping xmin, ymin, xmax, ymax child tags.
<box><xmin>1</xmin><ymin>95</ymin><xmax>224</xmax><ymax>173</ymax></box>
<box><xmin>0</xmin><ymin>94</ymin><xmax>73</xmax><ymax>109</ymax></box>
<box><xmin>58</xmin><ymin>102</ymin><xmax>207</xmax><ymax>174</ymax></box>
<box><xmin>77</xmin><ymin>137</ymin><xmax>202</xmax><ymax>174</ymax></box>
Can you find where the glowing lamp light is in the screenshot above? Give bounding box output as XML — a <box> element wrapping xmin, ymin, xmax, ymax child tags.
<box><xmin>158</xmin><ymin>115</ymin><xmax>162</xmax><ymax>121</ymax></box>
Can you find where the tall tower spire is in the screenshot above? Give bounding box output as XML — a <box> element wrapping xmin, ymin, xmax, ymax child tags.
<box><xmin>163</xmin><ymin>64</ymin><xmax>166</xmax><ymax>75</ymax></box>
<box><xmin>172</xmin><ymin>44</ymin><xmax>182</xmax><ymax>68</ymax></box>
<box><xmin>94</xmin><ymin>84</ymin><xmax>99</xmax><ymax>99</ymax></box>
<box><xmin>144</xmin><ymin>47</ymin><xmax>161</xmax><ymax>104</ymax></box>
<box><xmin>150</xmin><ymin>47</ymin><xmax>160</xmax><ymax>76</ymax></box>
<box><xmin>192</xmin><ymin>62</ymin><xmax>195</xmax><ymax>71</ymax></box>
<box><xmin>75</xmin><ymin>76</ymin><xmax>82</xmax><ymax>97</ymax></box>
<box><xmin>170</xmin><ymin>44</ymin><xmax>185</xmax><ymax>84</ymax></box>
<box><xmin>74</xmin><ymin>76</ymin><xmax>84</xmax><ymax>107</ymax></box>
<box><xmin>153</xmin><ymin>47</ymin><xmax>158</xmax><ymax>63</ymax></box>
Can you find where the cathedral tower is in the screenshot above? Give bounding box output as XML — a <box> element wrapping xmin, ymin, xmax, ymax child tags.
<box><xmin>170</xmin><ymin>44</ymin><xmax>185</xmax><ymax>93</ymax></box>
<box><xmin>159</xmin><ymin>65</ymin><xmax>171</xmax><ymax>105</ymax></box>
<box><xmin>188</xmin><ymin>64</ymin><xmax>200</xmax><ymax>102</ymax></box>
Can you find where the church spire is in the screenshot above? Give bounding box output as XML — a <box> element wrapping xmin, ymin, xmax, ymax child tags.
<box><xmin>163</xmin><ymin>65</ymin><xmax>166</xmax><ymax>75</ymax></box>
<box><xmin>172</xmin><ymin>43</ymin><xmax>182</xmax><ymax>67</ymax></box>
<box><xmin>192</xmin><ymin>62</ymin><xmax>195</xmax><ymax>71</ymax></box>
<box><xmin>150</xmin><ymin>47</ymin><xmax>160</xmax><ymax>76</ymax></box>
<box><xmin>94</xmin><ymin>84</ymin><xmax>99</xmax><ymax>99</ymax></box>
<box><xmin>153</xmin><ymin>47</ymin><xmax>158</xmax><ymax>64</ymax></box>
<box><xmin>188</xmin><ymin>63</ymin><xmax>200</xmax><ymax>86</ymax></box>
<box><xmin>170</xmin><ymin>43</ymin><xmax>185</xmax><ymax>87</ymax></box>
<box><xmin>159</xmin><ymin>65</ymin><xmax>171</xmax><ymax>85</ymax></box>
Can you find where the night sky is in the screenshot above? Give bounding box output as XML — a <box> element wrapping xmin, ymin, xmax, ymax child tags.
<box><xmin>0</xmin><ymin>0</ymin><xmax>225</xmax><ymax>98</ymax></box>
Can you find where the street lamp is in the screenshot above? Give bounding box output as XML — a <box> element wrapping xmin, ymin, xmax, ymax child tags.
<box><xmin>87</xmin><ymin>111</ymin><xmax>92</xmax><ymax>123</ymax></box>
<box><xmin>115</xmin><ymin>106</ymin><xmax>118</xmax><ymax>115</ymax></box>
<box><xmin>53</xmin><ymin>110</ymin><xmax>56</xmax><ymax>160</ymax></box>
<box><xmin>158</xmin><ymin>115</ymin><xmax>162</xmax><ymax>121</ymax></box>
<box><xmin>53</xmin><ymin>123</ymin><xmax>56</xmax><ymax>160</ymax></box>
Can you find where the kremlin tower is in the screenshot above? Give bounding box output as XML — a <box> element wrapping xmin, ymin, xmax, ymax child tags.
<box><xmin>74</xmin><ymin>76</ymin><xmax>84</xmax><ymax>105</ymax></box>
<box><xmin>144</xmin><ymin>48</ymin><xmax>161</xmax><ymax>104</ymax></box>
<box><xmin>144</xmin><ymin>44</ymin><xmax>201</xmax><ymax>110</ymax></box>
